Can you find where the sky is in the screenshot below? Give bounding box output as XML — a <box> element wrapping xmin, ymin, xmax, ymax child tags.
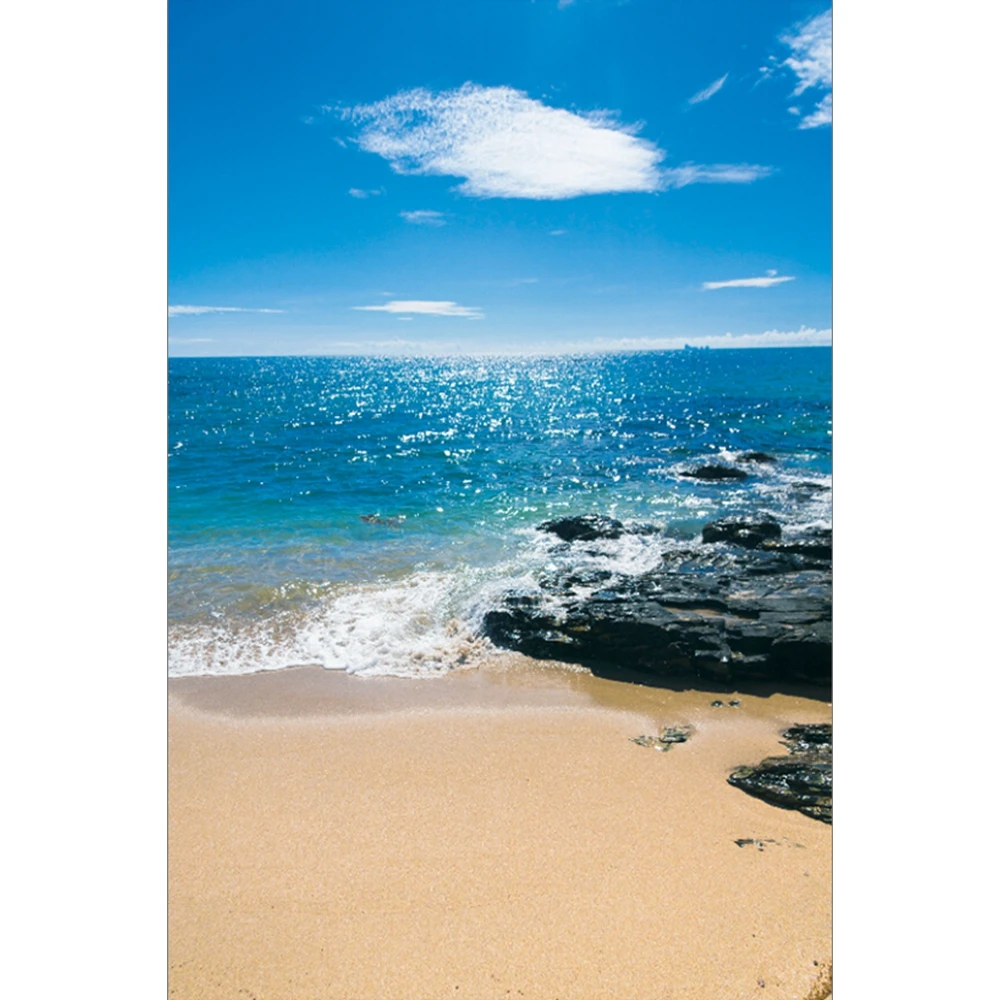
<box><xmin>168</xmin><ymin>0</ymin><xmax>832</xmax><ymax>356</ymax></box>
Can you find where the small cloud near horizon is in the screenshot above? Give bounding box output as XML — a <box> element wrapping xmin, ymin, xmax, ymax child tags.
<box><xmin>168</xmin><ymin>305</ymin><xmax>285</xmax><ymax>317</ymax></box>
<box><xmin>342</xmin><ymin>84</ymin><xmax>771</xmax><ymax>199</ymax></box>
<box><xmin>353</xmin><ymin>299</ymin><xmax>484</xmax><ymax>319</ymax></box>
<box><xmin>400</xmin><ymin>209</ymin><xmax>446</xmax><ymax>226</ymax></box>
<box><xmin>688</xmin><ymin>73</ymin><xmax>728</xmax><ymax>105</ymax></box>
<box><xmin>348</xmin><ymin>187</ymin><xmax>383</xmax><ymax>198</ymax></box>
<box><xmin>702</xmin><ymin>274</ymin><xmax>795</xmax><ymax>290</ymax></box>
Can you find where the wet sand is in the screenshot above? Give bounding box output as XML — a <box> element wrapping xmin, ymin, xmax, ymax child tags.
<box><xmin>169</xmin><ymin>660</ymin><xmax>832</xmax><ymax>1000</ymax></box>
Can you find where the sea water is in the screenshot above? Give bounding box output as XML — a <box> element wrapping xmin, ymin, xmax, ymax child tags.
<box><xmin>168</xmin><ymin>348</ymin><xmax>831</xmax><ymax>677</ymax></box>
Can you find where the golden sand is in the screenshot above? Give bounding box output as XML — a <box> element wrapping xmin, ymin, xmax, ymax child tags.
<box><xmin>169</xmin><ymin>661</ymin><xmax>832</xmax><ymax>1000</ymax></box>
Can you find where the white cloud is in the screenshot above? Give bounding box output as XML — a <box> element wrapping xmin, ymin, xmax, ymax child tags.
<box><xmin>702</xmin><ymin>275</ymin><xmax>795</xmax><ymax>290</ymax></box>
<box><xmin>549</xmin><ymin>229</ymin><xmax>567</xmax><ymax>236</ymax></box>
<box><xmin>662</xmin><ymin>163</ymin><xmax>772</xmax><ymax>187</ymax></box>
<box><xmin>799</xmin><ymin>92</ymin><xmax>832</xmax><ymax>129</ymax></box>
<box><xmin>779</xmin><ymin>9</ymin><xmax>832</xmax><ymax>127</ymax></box>
<box><xmin>400</xmin><ymin>209</ymin><xmax>446</xmax><ymax>226</ymax></box>
<box><xmin>352</xmin><ymin>299</ymin><xmax>484</xmax><ymax>319</ymax></box>
<box><xmin>348</xmin><ymin>187</ymin><xmax>383</xmax><ymax>198</ymax></box>
<box><xmin>168</xmin><ymin>305</ymin><xmax>284</xmax><ymax>317</ymax></box>
<box><xmin>343</xmin><ymin>84</ymin><xmax>771</xmax><ymax>199</ymax></box>
<box><xmin>688</xmin><ymin>73</ymin><xmax>728</xmax><ymax>105</ymax></box>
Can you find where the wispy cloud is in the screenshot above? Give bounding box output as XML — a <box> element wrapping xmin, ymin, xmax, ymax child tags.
<box><xmin>702</xmin><ymin>274</ymin><xmax>795</xmax><ymax>290</ymax></box>
<box><xmin>352</xmin><ymin>299</ymin><xmax>484</xmax><ymax>319</ymax></box>
<box><xmin>799</xmin><ymin>92</ymin><xmax>832</xmax><ymax>129</ymax></box>
<box><xmin>342</xmin><ymin>84</ymin><xmax>770</xmax><ymax>199</ymax></box>
<box><xmin>549</xmin><ymin>229</ymin><xmax>567</xmax><ymax>236</ymax></box>
<box><xmin>167</xmin><ymin>337</ymin><xmax>214</xmax><ymax>344</ymax></box>
<box><xmin>400</xmin><ymin>209</ymin><xmax>446</xmax><ymax>226</ymax></box>
<box><xmin>688</xmin><ymin>73</ymin><xmax>728</xmax><ymax>105</ymax></box>
<box><xmin>662</xmin><ymin>163</ymin><xmax>772</xmax><ymax>187</ymax></box>
<box><xmin>168</xmin><ymin>305</ymin><xmax>285</xmax><ymax>317</ymax></box>
<box><xmin>348</xmin><ymin>187</ymin><xmax>383</xmax><ymax>198</ymax></box>
<box><xmin>779</xmin><ymin>9</ymin><xmax>832</xmax><ymax>128</ymax></box>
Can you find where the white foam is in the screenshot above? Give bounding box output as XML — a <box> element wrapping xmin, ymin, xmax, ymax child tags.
<box><xmin>168</xmin><ymin>570</ymin><xmax>496</xmax><ymax>679</ymax></box>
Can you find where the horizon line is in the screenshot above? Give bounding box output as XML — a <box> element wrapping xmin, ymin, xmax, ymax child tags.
<box><xmin>168</xmin><ymin>343</ymin><xmax>833</xmax><ymax>360</ymax></box>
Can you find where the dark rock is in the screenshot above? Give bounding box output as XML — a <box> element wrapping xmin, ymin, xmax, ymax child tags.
<box><xmin>737</xmin><ymin>451</ymin><xmax>777</xmax><ymax>464</ymax></box>
<box><xmin>630</xmin><ymin>725</ymin><xmax>693</xmax><ymax>751</ymax></box>
<box><xmin>679</xmin><ymin>465</ymin><xmax>748</xmax><ymax>481</ymax></box>
<box><xmin>760</xmin><ymin>527</ymin><xmax>832</xmax><ymax>561</ymax></box>
<box><xmin>538</xmin><ymin>514</ymin><xmax>624</xmax><ymax>542</ymax></box>
<box><xmin>728</xmin><ymin>724</ymin><xmax>832</xmax><ymax>823</ymax></box>
<box><xmin>702</xmin><ymin>516</ymin><xmax>782</xmax><ymax>548</ymax></box>
<box><xmin>711</xmin><ymin>700</ymin><xmax>725</xmax><ymax>707</ymax></box>
<box><xmin>728</xmin><ymin>700</ymin><xmax>741</xmax><ymax>707</ymax></box>
<box><xmin>482</xmin><ymin>535</ymin><xmax>831</xmax><ymax>686</ymax></box>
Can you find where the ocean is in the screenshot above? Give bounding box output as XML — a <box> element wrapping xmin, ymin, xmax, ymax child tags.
<box><xmin>168</xmin><ymin>347</ymin><xmax>831</xmax><ymax>677</ymax></box>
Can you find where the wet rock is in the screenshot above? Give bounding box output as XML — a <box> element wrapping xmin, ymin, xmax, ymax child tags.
<box><xmin>679</xmin><ymin>465</ymin><xmax>748</xmax><ymax>481</ymax></box>
<box><xmin>710</xmin><ymin>700</ymin><xmax>725</xmax><ymax>707</ymax></box>
<box><xmin>702</xmin><ymin>516</ymin><xmax>782</xmax><ymax>549</ymax></box>
<box><xmin>728</xmin><ymin>724</ymin><xmax>832</xmax><ymax>823</ymax></box>
<box><xmin>630</xmin><ymin>725</ymin><xmax>693</xmax><ymax>751</ymax></box>
<box><xmin>760</xmin><ymin>527</ymin><xmax>832</xmax><ymax>561</ymax></box>
<box><xmin>737</xmin><ymin>451</ymin><xmax>777</xmax><ymax>463</ymax></box>
<box><xmin>538</xmin><ymin>514</ymin><xmax>624</xmax><ymax>542</ymax></box>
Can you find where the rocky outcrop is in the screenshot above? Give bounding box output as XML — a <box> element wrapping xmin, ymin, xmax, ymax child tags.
<box><xmin>702</xmin><ymin>516</ymin><xmax>782</xmax><ymax>548</ymax></box>
<box><xmin>481</xmin><ymin>517</ymin><xmax>831</xmax><ymax>686</ymax></box>
<box><xmin>737</xmin><ymin>451</ymin><xmax>777</xmax><ymax>463</ymax></box>
<box><xmin>679</xmin><ymin>465</ymin><xmax>748</xmax><ymax>481</ymax></box>
<box><xmin>728</xmin><ymin>724</ymin><xmax>832</xmax><ymax>823</ymax></box>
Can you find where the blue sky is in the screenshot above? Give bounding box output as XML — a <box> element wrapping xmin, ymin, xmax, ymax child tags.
<box><xmin>168</xmin><ymin>0</ymin><xmax>831</xmax><ymax>356</ymax></box>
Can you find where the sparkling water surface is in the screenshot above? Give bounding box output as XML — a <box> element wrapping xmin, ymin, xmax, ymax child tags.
<box><xmin>169</xmin><ymin>348</ymin><xmax>831</xmax><ymax>677</ymax></box>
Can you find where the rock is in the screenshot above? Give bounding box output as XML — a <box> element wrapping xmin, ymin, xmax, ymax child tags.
<box><xmin>702</xmin><ymin>516</ymin><xmax>782</xmax><ymax>548</ymax></box>
<box><xmin>481</xmin><ymin>517</ymin><xmax>832</xmax><ymax>687</ymax></box>
<box><xmin>760</xmin><ymin>527</ymin><xmax>832</xmax><ymax>561</ymax></box>
<box><xmin>711</xmin><ymin>700</ymin><xmax>725</xmax><ymax>707</ymax></box>
<box><xmin>538</xmin><ymin>514</ymin><xmax>624</xmax><ymax>542</ymax></box>
<box><xmin>728</xmin><ymin>699</ymin><xmax>741</xmax><ymax>707</ymax></box>
<box><xmin>737</xmin><ymin>451</ymin><xmax>777</xmax><ymax>463</ymax></box>
<box><xmin>728</xmin><ymin>724</ymin><xmax>832</xmax><ymax>823</ymax></box>
<box><xmin>630</xmin><ymin>725</ymin><xmax>693</xmax><ymax>751</ymax></box>
<box><xmin>679</xmin><ymin>465</ymin><xmax>748</xmax><ymax>481</ymax></box>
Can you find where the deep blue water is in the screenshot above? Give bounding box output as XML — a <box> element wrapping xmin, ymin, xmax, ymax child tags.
<box><xmin>169</xmin><ymin>348</ymin><xmax>831</xmax><ymax>676</ymax></box>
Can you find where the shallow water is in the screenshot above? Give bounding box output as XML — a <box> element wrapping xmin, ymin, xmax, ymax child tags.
<box><xmin>169</xmin><ymin>348</ymin><xmax>831</xmax><ymax>676</ymax></box>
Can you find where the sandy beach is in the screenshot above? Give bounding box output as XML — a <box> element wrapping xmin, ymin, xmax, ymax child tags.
<box><xmin>169</xmin><ymin>660</ymin><xmax>831</xmax><ymax>999</ymax></box>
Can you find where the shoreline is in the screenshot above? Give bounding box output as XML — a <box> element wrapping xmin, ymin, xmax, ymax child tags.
<box><xmin>169</xmin><ymin>660</ymin><xmax>832</xmax><ymax>999</ymax></box>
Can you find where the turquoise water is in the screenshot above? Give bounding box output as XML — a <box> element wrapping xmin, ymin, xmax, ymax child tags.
<box><xmin>169</xmin><ymin>348</ymin><xmax>831</xmax><ymax>676</ymax></box>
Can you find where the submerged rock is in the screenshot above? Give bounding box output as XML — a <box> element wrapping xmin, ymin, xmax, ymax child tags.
<box><xmin>679</xmin><ymin>465</ymin><xmax>748</xmax><ymax>481</ymax></box>
<box><xmin>728</xmin><ymin>723</ymin><xmax>832</xmax><ymax>823</ymax></box>
<box><xmin>737</xmin><ymin>451</ymin><xmax>777</xmax><ymax>463</ymax></box>
<box><xmin>538</xmin><ymin>514</ymin><xmax>625</xmax><ymax>542</ymax></box>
